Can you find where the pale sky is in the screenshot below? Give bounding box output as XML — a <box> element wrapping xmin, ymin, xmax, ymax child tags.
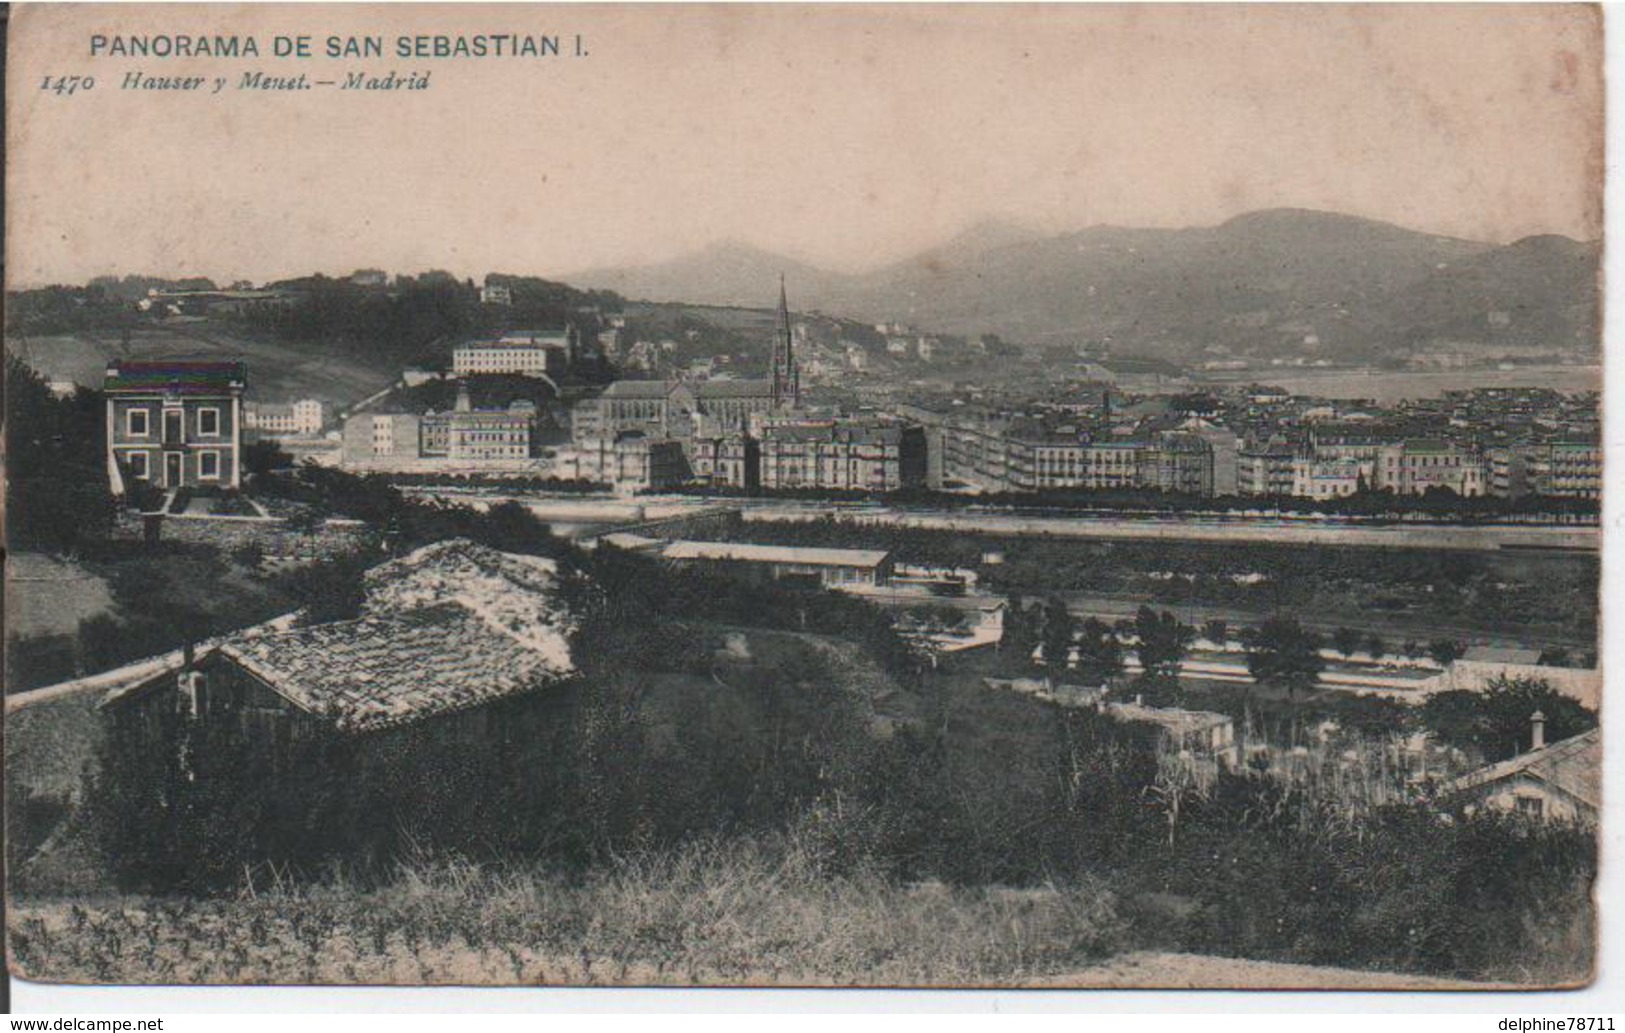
<box><xmin>6</xmin><ymin>3</ymin><xmax>1604</xmax><ymax>287</ymax></box>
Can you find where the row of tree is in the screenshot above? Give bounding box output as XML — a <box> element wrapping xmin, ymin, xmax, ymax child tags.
<box><xmin>1000</xmin><ymin>600</ymin><xmax>1327</xmax><ymax>703</ymax></box>
<box><xmin>995</xmin><ymin>597</ymin><xmax>1595</xmax><ymax>760</ymax></box>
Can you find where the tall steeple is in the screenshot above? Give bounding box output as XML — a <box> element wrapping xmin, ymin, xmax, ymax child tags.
<box><xmin>770</xmin><ymin>274</ymin><xmax>799</xmax><ymax>409</ymax></box>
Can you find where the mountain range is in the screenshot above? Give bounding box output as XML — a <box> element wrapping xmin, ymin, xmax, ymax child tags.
<box><xmin>568</xmin><ymin>209</ymin><xmax>1600</xmax><ymax>364</ymax></box>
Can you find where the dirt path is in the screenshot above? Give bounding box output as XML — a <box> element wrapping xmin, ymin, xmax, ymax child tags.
<box><xmin>1030</xmin><ymin>951</ymin><xmax>1529</xmax><ymax>990</ymax></box>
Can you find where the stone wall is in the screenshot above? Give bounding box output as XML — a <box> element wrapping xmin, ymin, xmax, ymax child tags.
<box><xmin>114</xmin><ymin>511</ymin><xmax>375</xmax><ymax>564</ymax></box>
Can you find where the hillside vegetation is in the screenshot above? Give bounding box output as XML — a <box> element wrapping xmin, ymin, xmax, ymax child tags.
<box><xmin>4</xmin><ymin>271</ymin><xmax>621</xmax><ymax>400</ymax></box>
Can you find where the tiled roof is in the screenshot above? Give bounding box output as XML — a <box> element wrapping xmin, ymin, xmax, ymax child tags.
<box><xmin>1444</xmin><ymin>728</ymin><xmax>1600</xmax><ymax>812</ymax></box>
<box><xmin>217</xmin><ymin>539</ymin><xmax>577</xmax><ymax>732</ymax></box>
<box><xmin>361</xmin><ymin>539</ymin><xmax>577</xmax><ymax>667</ymax></box>
<box><xmin>104</xmin><ymin>360</ymin><xmax>246</xmax><ymax>394</ymax></box>
<box><xmin>221</xmin><ymin>603</ymin><xmax>566</xmax><ymax>732</ymax></box>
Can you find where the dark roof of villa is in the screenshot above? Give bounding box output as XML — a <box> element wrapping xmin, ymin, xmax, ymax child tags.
<box><xmin>104</xmin><ymin>360</ymin><xmax>246</xmax><ymax>395</ymax></box>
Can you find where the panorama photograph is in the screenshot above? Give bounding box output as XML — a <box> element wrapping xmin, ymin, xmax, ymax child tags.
<box><xmin>3</xmin><ymin>3</ymin><xmax>1605</xmax><ymax>991</ymax></box>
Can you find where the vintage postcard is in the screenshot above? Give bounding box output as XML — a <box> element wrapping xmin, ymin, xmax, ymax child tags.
<box><xmin>3</xmin><ymin>3</ymin><xmax>1604</xmax><ymax>993</ymax></box>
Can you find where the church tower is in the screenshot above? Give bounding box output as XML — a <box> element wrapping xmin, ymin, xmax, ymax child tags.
<box><xmin>770</xmin><ymin>275</ymin><xmax>800</xmax><ymax>409</ymax></box>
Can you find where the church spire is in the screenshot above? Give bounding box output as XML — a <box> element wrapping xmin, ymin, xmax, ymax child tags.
<box><xmin>771</xmin><ymin>273</ymin><xmax>798</xmax><ymax>409</ymax></box>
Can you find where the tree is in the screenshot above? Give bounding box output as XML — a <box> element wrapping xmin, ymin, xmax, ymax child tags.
<box><xmin>1480</xmin><ymin>676</ymin><xmax>1595</xmax><ymax>756</ymax></box>
<box><xmin>1423</xmin><ymin>676</ymin><xmax>1597</xmax><ymax>762</ymax></box>
<box><xmin>1073</xmin><ymin>617</ymin><xmax>1125</xmax><ymax>685</ymax></box>
<box><xmin>1364</xmin><ymin>633</ymin><xmax>1387</xmax><ymax>660</ymax></box>
<box><xmin>5</xmin><ymin>355</ymin><xmax>116</xmax><ymax>554</ymax></box>
<box><xmin>1243</xmin><ymin>616</ymin><xmax>1326</xmax><ymax>700</ymax></box>
<box><xmin>1333</xmin><ymin>627</ymin><xmax>1361</xmax><ymax>659</ymax></box>
<box><xmin>1134</xmin><ymin>606</ymin><xmax>1193</xmax><ymax>680</ymax></box>
<box><xmin>242</xmin><ymin>439</ymin><xmax>294</xmax><ymax>479</ymax></box>
<box><xmin>280</xmin><ymin>554</ymin><xmax>369</xmax><ymax>624</ymax></box>
<box><xmin>1001</xmin><ymin>595</ymin><xmax>1039</xmax><ymax>666</ymax></box>
<box><xmin>472</xmin><ymin>500</ymin><xmax>560</xmax><ymax>557</ymax></box>
<box><xmin>1428</xmin><ymin>639</ymin><xmax>1466</xmax><ymax>667</ymax></box>
<box><xmin>1538</xmin><ymin>646</ymin><xmax>1573</xmax><ymax>668</ymax></box>
<box><xmin>284</xmin><ymin>506</ymin><xmax>328</xmax><ymax>535</ymax></box>
<box><xmin>230</xmin><ymin>542</ymin><xmax>266</xmax><ymax>572</ymax></box>
<box><xmin>1203</xmin><ymin>619</ymin><xmax>1229</xmax><ymax>648</ymax></box>
<box><xmin>1041</xmin><ymin>596</ymin><xmax>1075</xmax><ymax>668</ymax></box>
<box><xmin>1135</xmin><ymin>673</ymin><xmax>1183</xmax><ymax>708</ymax></box>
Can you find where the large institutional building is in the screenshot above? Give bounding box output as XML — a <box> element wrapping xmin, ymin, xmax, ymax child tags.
<box><xmin>341</xmin><ymin>383</ymin><xmax>539</xmax><ymax>471</ymax></box>
<box><xmin>571</xmin><ymin>378</ymin><xmax>781</xmax><ymax>443</ymax></box>
<box><xmin>452</xmin><ymin>327</ymin><xmax>580</xmax><ymax>378</ymax></box>
<box><xmin>104</xmin><ymin>360</ymin><xmax>246</xmax><ymax>493</ymax></box>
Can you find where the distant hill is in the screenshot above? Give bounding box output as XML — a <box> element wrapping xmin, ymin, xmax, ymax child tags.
<box><xmin>567</xmin><ymin>209</ymin><xmax>1600</xmax><ymax>364</ymax></box>
<box><xmin>570</xmin><ymin>240</ymin><xmax>847</xmax><ymax>311</ymax></box>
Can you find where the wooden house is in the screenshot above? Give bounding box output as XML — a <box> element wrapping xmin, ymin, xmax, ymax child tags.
<box><xmin>1443</xmin><ymin>725</ymin><xmax>1600</xmax><ymax>827</ymax></box>
<box><xmin>101</xmin><ymin>539</ymin><xmax>582</xmax><ymax>765</ymax></box>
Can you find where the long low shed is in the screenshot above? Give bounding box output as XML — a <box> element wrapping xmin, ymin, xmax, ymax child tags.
<box><xmin>660</xmin><ymin>540</ymin><xmax>894</xmax><ymax>587</ymax></box>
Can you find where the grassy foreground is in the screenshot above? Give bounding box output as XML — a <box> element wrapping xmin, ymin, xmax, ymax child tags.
<box><xmin>11</xmin><ymin>837</ymin><xmax>1124</xmax><ymax>987</ymax></box>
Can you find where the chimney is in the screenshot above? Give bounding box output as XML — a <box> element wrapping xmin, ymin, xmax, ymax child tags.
<box><xmin>182</xmin><ymin>640</ymin><xmax>196</xmax><ymax>669</ymax></box>
<box><xmin>1531</xmin><ymin>710</ymin><xmax>1546</xmax><ymax>751</ymax></box>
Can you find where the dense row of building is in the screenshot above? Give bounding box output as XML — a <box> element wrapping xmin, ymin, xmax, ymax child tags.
<box><xmin>901</xmin><ymin>404</ymin><xmax>1600</xmax><ymax>500</ymax></box>
<box><xmin>97</xmin><ymin>287</ymin><xmax>1600</xmax><ymax>504</ymax></box>
<box><xmin>556</xmin><ymin>282</ymin><xmax>925</xmax><ymax>493</ymax></box>
<box><xmin>907</xmin><ymin>408</ymin><xmax>1244</xmax><ymax>496</ymax></box>
<box><xmin>325</xmin><ymin>284</ymin><xmax>928</xmax><ymax>493</ymax></box>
